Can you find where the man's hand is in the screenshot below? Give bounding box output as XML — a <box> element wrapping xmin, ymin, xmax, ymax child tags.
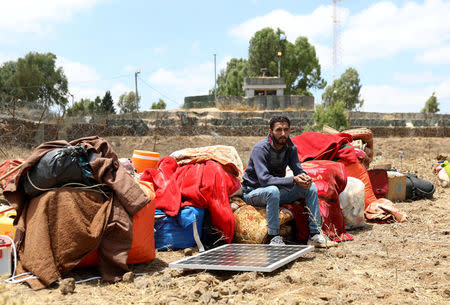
<box><xmin>294</xmin><ymin>173</ymin><xmax>312</xmax><ymax>189</ymax></box>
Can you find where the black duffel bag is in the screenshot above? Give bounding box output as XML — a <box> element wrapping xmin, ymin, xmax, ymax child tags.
<box><xmin>23</xmin><ymin>145</ymin><xmax>95</xmax><ymax>198</ymax></box>
<box><xmin>405</xmin><ymin>173</ymin><xmax>435</xmax><ymax>200</ymax></box>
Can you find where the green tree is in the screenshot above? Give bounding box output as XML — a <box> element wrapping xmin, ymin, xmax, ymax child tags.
<box><xmin>0</xmin><ymin>61</ymin><xmax>19</xmax><ymax>116</ymax></box>
<box><xmin>290</xmin><ymin>37</ymin><xmax>326</xmax><ymax>95</ymax></box>
<box><xmin>313</xmin><ymin>101</ymin><xmax>349</xmax><ymax>131</ymax></box>
<box><xmin>100</xmin><ymin>90</ymin><xmax>115</xmax><ymax>114</ymax></box>
<box><xmin>216</xmin><ymin>27</ymin><xmax>326</xmax><ymax>96</ymax></box>
<box><xmin>322</xmin><ymin>68</ymin><xmax>364</xmax><ymax>110</ymax></box>
<box><xmin>216</xmin><ymin>58</ymin><xmax>249</xmax><ymax>96</ymax></box>
<box><xmin>94</xmin><ymin>96</ymin><xmax>102</xmax><ymax>113</ymax></box>
<box><xmin>248</xmin><ymin>28</ymin><xmax>326</xmax><ymax>94</ymax></box>
<box><xmin>118</xmin><ymin>91</ymin><xmax>139</xmax><ymax>113</ymax></box>
<box><xmin>421</xmin><ymin>92</ymin><xmax>439</xmax><ymax>114</ymax></box>
<box><xmin>66</xmin><ymin>98</ymin><xmax>96</xmax><ymax>116</ymax></box>
<box><xmin>151</xmin><ymin>98</ymin><xmax>166</xmax><ymax>109</ymax></box>
<box><xmin>248</xmin><ymin>28</ymin><xmax>285</xmax><ymax>77</ymax></box>
<box><xmin>12</xmin><ymin>52</ymin><xmax>69</xmax><ymax>122</ymax></box>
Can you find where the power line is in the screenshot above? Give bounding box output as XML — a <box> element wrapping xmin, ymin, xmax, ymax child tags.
<box><xmin>137</xmin><ymin>76</ymin><xmax>179</xmax><ymax>107</ymax></box>
<box><xmin>69</xmin><ymin>73</ymin><xmax>133</xmax><ymax>84</ymax></box>
<box><xmin>0</xmin><ymin>73</ymin><xmax>134</xmax><ymax>90</ymax></box>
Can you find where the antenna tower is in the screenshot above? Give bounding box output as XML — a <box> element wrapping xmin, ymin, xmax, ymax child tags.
<box><xmin>332</xmin><ymin>0</ymin><xmax>342</xmax><ymax>80</ymax></box>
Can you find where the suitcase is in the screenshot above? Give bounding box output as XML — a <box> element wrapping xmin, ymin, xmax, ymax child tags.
<box><xmin>368</xmin><ymin>169</ymin><xmax>389</xmax><ymax>199</ymax></box>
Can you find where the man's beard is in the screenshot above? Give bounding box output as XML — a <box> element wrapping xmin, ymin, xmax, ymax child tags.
<box><xmin>272</xmin><ymin>135</ymin><xmax>288</xmax><ymax>146</ymax></box>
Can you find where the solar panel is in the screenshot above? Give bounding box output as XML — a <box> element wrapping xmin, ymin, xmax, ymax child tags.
<box><xmin>169</xmin><ymin>243</ymin><xmax>314</xmax><ymax>272</ymax></box>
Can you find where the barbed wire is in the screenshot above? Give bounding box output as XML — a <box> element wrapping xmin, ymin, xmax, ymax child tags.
<box><xmin>0</xmin><ymin>107</ymin><xmax>448</xmax><ymax>162</ymax></box>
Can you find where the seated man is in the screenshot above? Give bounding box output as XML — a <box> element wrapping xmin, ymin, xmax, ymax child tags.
<box><xmin>242</xmin><ymin>115</ymin><xmax>335</xmax><ymax>247</ymax></box>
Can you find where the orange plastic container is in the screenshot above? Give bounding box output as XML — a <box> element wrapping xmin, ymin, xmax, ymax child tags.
<box><xmin>0</xmin><ymin>208</ymin><xmax>16</xmax><ymax>239</ymax></box>
<box><xmin>131</xmin><ymin>150</ymin><xmax>160</xmax><ymax>173</ymax></box>
<box><xmin>78</xmin><ymin>198</ymin><xmax>156</xmax><ymax>267</ymax></box>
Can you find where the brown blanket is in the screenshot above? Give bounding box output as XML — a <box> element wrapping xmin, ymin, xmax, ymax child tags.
<box><xmin>16</xmin><ymin>188</ymin><xmax>112</xmax><ymax>289</ymax></box>
<box><xmin>4</xmin><ymin>136</ymin><xmax>149</xmax><ymax>289</ymax></box>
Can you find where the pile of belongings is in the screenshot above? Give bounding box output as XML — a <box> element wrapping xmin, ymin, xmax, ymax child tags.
<box><xmin>231</xmin><ymin>127</ymin><xmax>409</xmax><ymax>245</ymax></box>
<box><xmin>141</xmin><ymin>145</ymin><xmax>243</xmax><ymax>250</ymax></box>
<box><xmin>0</xmin><ymin>129</ymin><xmax>418</xmax><ymax>288</ymax></box>
<box><xmin>2</xmin><ymin>136</ymin><xmax>154</xmax><ymax>290</ymax></box>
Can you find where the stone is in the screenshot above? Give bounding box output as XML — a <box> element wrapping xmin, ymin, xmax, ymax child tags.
<box><xmin>183</xmin><ymin>247</ymin><xmax>194</xmax><ymax>256</ymax></box>
<box><xmin>59</xmin><ymin>278</ymin><xmax>75</xmax><ymax>295</ymax></box>
<box><xmin>122</xmin><ymin>272</ymin><xmax>135</xmax><ymax>283</ymax></box>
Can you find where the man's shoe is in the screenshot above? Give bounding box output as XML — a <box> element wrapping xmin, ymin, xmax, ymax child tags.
<box><xmin>307</xmin><ymin>234</ymin><xmax>337</xmax><ymax>248</ymax></box>
<box><xmin>269</xmin><ymin>235</ymin><xmax>285</xmax><ymax>245</ymax></box>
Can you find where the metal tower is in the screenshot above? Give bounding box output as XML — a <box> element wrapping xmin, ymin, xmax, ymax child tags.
<box><xmin>333</xmin><ymin>0</ymin><xmax>342</xmax><ymax>80</ymax></box>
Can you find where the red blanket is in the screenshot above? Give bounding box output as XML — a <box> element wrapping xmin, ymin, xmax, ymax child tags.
<box><xmin>140</xmin><ymin>156</ymin><xmax>241</xmax><ymax>243</ymax></box>
<box><xmin>284</xmin><ymin>160</ymin><xmax>353</xmax><ymax>242</ymax></box>
<box><xmin>291</xmin><ymin>132</ymin><xmax>357</xmax><ymax>164</ymax></box>
<box><xmin>0</xmin><ymin>159</ymin><xmax>25</xmax><ymax>190</ymax></box>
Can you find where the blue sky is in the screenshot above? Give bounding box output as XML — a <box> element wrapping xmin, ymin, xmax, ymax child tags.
<box><xmin>0</xmin><ymin>0</ymin><xmax>449</xmax><ymax>113</ymax></box>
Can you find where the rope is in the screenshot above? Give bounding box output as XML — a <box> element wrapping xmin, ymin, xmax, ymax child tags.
<box><xmin>26</xmin><ymin>172</ymin><xmax>109</xmax><ymax>198</ymax></box>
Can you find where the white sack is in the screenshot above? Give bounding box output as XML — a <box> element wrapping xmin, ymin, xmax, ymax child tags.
<box><xmin>438</xmin><ymin>168</ymin><xmax>449</xmax><ymax>187</ymax></box>
<box><xmin>339</xmin><ymin>177</ymin><xmax>366</xmax><ymax>230</ymax></box>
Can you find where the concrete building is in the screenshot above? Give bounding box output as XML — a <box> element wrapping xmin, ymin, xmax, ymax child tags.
<box><xmin>243</xmin><ymin>77</ymin><xmax>286</xmax><ymax>97</ymax></box>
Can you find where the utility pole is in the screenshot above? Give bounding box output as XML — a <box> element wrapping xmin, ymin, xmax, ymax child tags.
<box><xmin>277</xmin><ymin>51</ymin><xmax>282</xmax><ymax>77</ymax></box>
<box><xmin>214</xmin><ymin>54</ymin><xmax>217</xmax><ymax>101</ymax></box>
<box><xmin>135</xmin><ymin>69</ymin><xmax>140</xmax><ymax>111</ymax></box>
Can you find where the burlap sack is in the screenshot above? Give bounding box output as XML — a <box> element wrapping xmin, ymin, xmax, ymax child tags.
<box><xmin>233</xmin><ymin>205</ymin><xmax>293</xmax><ymax>244</ymax></box>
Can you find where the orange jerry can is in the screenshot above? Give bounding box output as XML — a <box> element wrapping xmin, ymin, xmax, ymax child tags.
<box><xmin>0</xmin><ymin>208</ymin><xmax>16</xmax><ymax>239</ymax></box>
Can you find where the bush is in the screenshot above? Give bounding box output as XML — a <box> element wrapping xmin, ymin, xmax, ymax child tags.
<box><xmin>313</xmin><ymin>101</ymin><xmax>348</xmax><ymax>131</ymax></box>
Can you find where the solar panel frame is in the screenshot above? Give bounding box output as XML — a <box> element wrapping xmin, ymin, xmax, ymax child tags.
<box><xmin>169</xmin><ymin>243</ymin><xmax>314</xmax><ymax>272</ymax></box>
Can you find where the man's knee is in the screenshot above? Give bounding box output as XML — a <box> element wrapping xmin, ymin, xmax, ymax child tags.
<box><xmin>262</xmin><ymin>185</ymin><xmax>280</xmax><ymax>200</ymax></box>
<box><xmin>244</xmin><ymin>185</ymin><xmax>280</xmax><ymax>206</ymax></box>
<box><xmin>309</xmin><ymin>182</ymin><xmax>318</xmax><ymax>194</ymax></box>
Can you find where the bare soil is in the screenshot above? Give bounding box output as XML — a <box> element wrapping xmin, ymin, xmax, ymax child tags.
<box><xmin>0</xmin><ymin>136</ymin><xmax>449</xmax><ymax>305</ymax></box>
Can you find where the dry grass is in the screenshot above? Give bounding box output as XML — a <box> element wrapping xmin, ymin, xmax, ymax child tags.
<box><xmin>0</xmin><ymin>136</ymin><xmax>449</xmax><ymax>304</ymax></box>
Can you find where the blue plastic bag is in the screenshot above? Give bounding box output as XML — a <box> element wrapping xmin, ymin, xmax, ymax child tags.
<box><xmin>154</xmin><ymin>206</ymin><xmax>205</xmax><ymax>250</ymax></box>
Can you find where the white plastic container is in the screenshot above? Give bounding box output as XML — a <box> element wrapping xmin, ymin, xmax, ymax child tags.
<box><xmin>0</xmin><ymin>236</ymin><xmax>12</xmax><ymax>276</ymax></box>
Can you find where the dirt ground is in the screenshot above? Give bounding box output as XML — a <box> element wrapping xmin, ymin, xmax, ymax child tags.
<box><xmin>0</xmin><ymin>136</ymin><xmax>449</xmax><ymax>305</ymax></box>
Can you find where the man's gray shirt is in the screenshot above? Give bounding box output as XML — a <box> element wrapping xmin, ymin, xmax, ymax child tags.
<box><xmin>242</xmin><ymin>134</ymin><xmax>306</xmax><ymax>189</ymax></box>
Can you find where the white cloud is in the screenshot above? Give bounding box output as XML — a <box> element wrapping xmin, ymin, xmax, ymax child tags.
<box><xmin>360</xmin><ymin>85</ymin><xmax>430</xmax><ymax>112</ymax></box>
<box><xmin>360</xmin><ymin>78</ymin><xmax>450</xmax><ymax>113</ymax></box>
<box><xmin>341</xmin><ymin>0</ymin><xmax>450</xmax><ymax>64</ymax></box>
<box><xmin>229</xmin><ymin>1</ymin><xmax>450</xmax><ymax>68</ymax></box>
<box><xmin>147</xmin><ymin>57</ymin><xmax>231</xmax><ymax>109</ymax></box>
<box><xmin>110</xmin><ymin>83</ymin><xmax>132</xmax><ymax>104</ymax></box>
<box><xmin>314</xmin><ymin>44</ymin><xmax>332</xmax><ymax>70</ymax></box>
<box><xmin>69</xmin><ymin>82</ymin><xmax>132</xmax><ymax>108</ymax></box>
<box><xmin>229</xmin><ymin>6</ymin><xmax>348</xmax><ymax>43</ymax></box>
<box><xmin>149</xmin><ymin>62</ymin><xmax>213</xmax><ymax>95</ymax></box>
<box><xmin>435</xmin><ymin>77</ymin><xmax>450</xmax><ymax>101</ymax></box>
<box><xmin>415</xmin><ymin>44</ymin><xmax>450</xmax><ymax>64</ymax></box>
<box><xmin>56</xmin><ymin>56</ymin><xmax>100</xmax><ymax>84</ymax></box>
<box><xmin>55</xmin><ymin>56</ymin><xmax>104</xmax><ymax>103</ymax></box>
<box><xmin>392</xmin><ymin>71</ymin><xmax>444</xmax><ymax>85</ymax></box>
<box><xmin>0</xmin><ymin>0</ymin><xmax>100</xmax><ymax>34</ymax></box>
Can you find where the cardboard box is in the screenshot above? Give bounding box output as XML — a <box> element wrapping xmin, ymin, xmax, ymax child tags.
<box><xmin>387</xmin><ymin>172</ymin><xmax>406</xmax><ymax>201</ymax></box>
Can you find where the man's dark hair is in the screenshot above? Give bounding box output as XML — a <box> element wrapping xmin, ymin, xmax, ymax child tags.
<box><xmin>269</xmin><ymin>116</ymin><xmax>291</xmax><ymax>130</ymax></box>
